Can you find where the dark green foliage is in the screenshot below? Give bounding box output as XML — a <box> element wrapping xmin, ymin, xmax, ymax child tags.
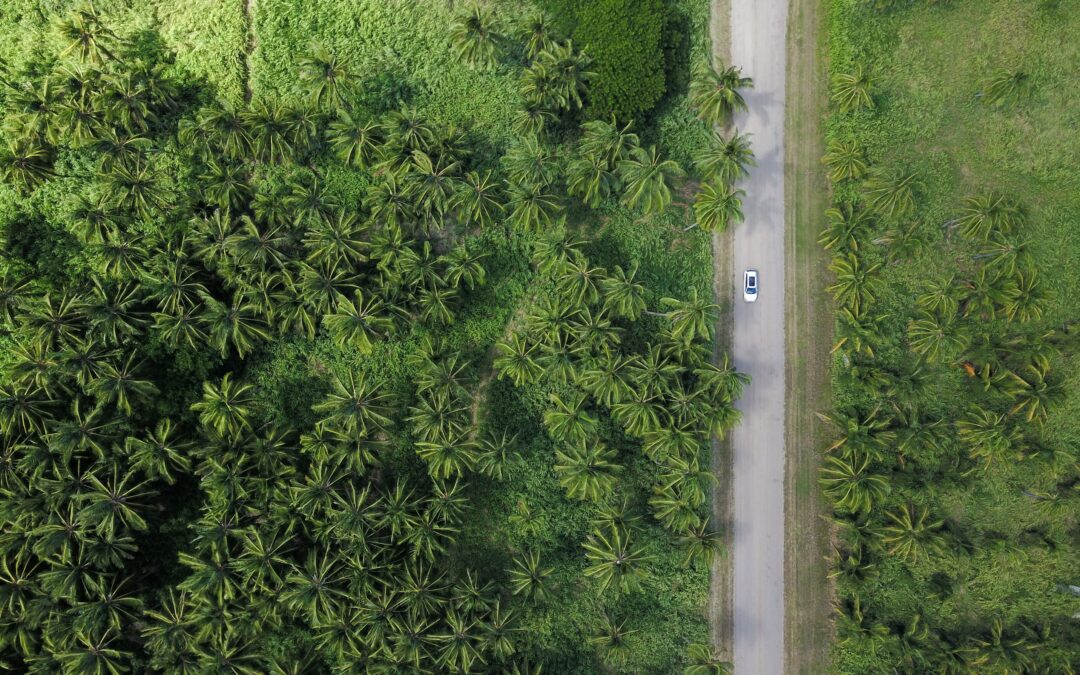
<box><xmin>571</xmin><ymin>0</ymin><xmax>669</xmax><ymax>121</ymax></box>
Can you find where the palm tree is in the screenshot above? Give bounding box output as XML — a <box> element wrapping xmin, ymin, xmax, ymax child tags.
<box><xmin>312</xmin><ymin>371</ymin><xmax>391</xmax><ymax>437</ymax></box>
<box><xmin>956</xmin><ymin>192</ymin><xmax>1024</xmax><ymax>240</ymax></box>
<box><xmin>831</xmin><ymin>65</ymin><xmax>874</xmax><ymax>112</ymax></box>
<box><xmin>600</xmin><ymin>264</ymin><xmax>646</xmax><ymax>320</ymax></box>
<box><xmin>88</xmin><ymin>352</ymin><xmax>158</xmax><ymax>414</ymax></box>
<box><xmin>881</xmin><ymin>503</ymin><xmax>945</xmax><ymax>563</ymax></box>
<box><xmin>591</xmin><ymin>613</ymin><xmax>634</xmax><ymax>667</ymax></box>
<box><xmin>577</xmin><ymin>354</ymin><xmax>635</xmax><ymax>406</ymax></box>
<box><xmin>827</xmin><ymin>253</ymin><xmax>883</xmax><ymax>314</ymax></box>
<box><xmin>822</xmin><ymin>138</ymin><xmax>867</xmax><ymax>181</ymax></box>
<box><xmin>408</xmin><ymin>150</ymin><xmax>462</xmax><ymax>225</ymax></box>
<box><xmin>191</xmin><ymin>373</ymin><xmax>255</xmax><ymax>439</ymax></box>
<box><xmin>863</xmin><ymin>168</ymin><xmax>920</xmax><ymax>218</ymax></box>
<box><xmin>55</xmin><ymin>629</ymin><xmax>130</xmax><ymax>675</ymax></box>
<box><xmin>974</xmin><ymin>619</ymin><xmax>1035</xmax><ymax>670</ymax></box>
<box><xmin>554</xmin><ymin>440</ymin><xmax>622</xmax><ymax>502</ymax></box>
<box><xmin>907</xmin><ymin>311</ymin><xmax>969</xmax><ymax>363</ymax></box>
<box><xmin>916</xmin><ymin>274</ymin><xmax>962</xmax><ymax>317</ymax></box>
<box><xmin>684</xmin><ymin>643</ymin><xmax>732</xmax><ymax>675</ymax></box>
<box><xmin>517</xmin><ymin>10</ymin><xmax>557</xmax><ymax>61</ymax></box>
<box><xmin>199</xmin><ymin>293</ymin><xmax>271</xmax><ymax>358</ymax></box>
<box><xmin>454</xmin><ymin>170</ymin><xmax>504</xmax><ymax>229</ymax></box>
<box><xmin>504</xmin><ymin>136</ymin><xmax>557</xmax><ymax>189</ymax></box>
<box><xmin>506</xmin><ymin>181</ymin><xmax>562</xmax><ymax>231</ymax></box>
<box><xmin>694</xmin><ymin>129</ymin><xmax>754</xmax><ymax>184</ymax></box>
<box><xmin>678</xmin><ymin>520</ymin><xmax>725</xmax><ymax>568</ymax></box>
<box><xmin>93</xmin><ymin>127</ymin><xmax>151</xmax><ymax>171</ymax></box>
<box><xmin>415</xmin><ymin>437</ymin><xmax>478</xmax><ymax>479</ymax></box>
<box><xmin>543</xmin><ymin>391</ymin><xmax>598</xmax><ymax>445</ymax></box>
<box><xmin>694</xmin><ymin>355</ymin><xmax>749</xmax><ymax>404</ymax></box>
<box><xmin>298</xmin><ymin>43</ymin><xmax>354</xmax><ymax>109</ymax></box>
<box><xmin>834</xmin><ymin>593</ymin><xmax>890</xmax><ymax>652</ymax></box>
<box><xmin>245</xmin><ymin>99</ymin><xmax>295</xmax><ymax>164</ymax></box>
<box><xmin>323</xmin><ymin>290</ymin><xmax>393</xmax><ymax>353</ymax></box>
<box><xmin>386</xmin><ymin>106</ymin><xmax>437</xmax><ymax>156</ymax></box>
<box><xmin>819</xmin><ymin>453</ymin><xmax>889</xmax><ymax>514</ymax></box>
<box><xmin>185</xmin><ymin>102</ymin><xmax>252</xmax><ymax>160</ymax></box>
<box><xmin>557</xmin><ymin>253</ymin><xmax>605</xmax><ymax>306</ymax></box>
<box><xmin>873</xmin><ymin>220</ymin><xmax>930</xmax><ymax>263</ymax></box>
<box><xmin>566</xmin><ymin>152</ymin><xmax>618</xmax><ymax>208</ymax></box>
<box><xmin>981</xmin><ymin>68</ymin><xmax>1031</xmax><ymax>107</ymax></box>
<box><xmin>618</xmin><ymin>145</ymin><xmax>685</xmax><ymax>214</ymax></box>
<box><xmin>508</xmin><ymin>550</ymin><xmax>552</xmax><ymax>602</ymax></box>
<box><xmin>328</xmin><ymin>110</ymin><xmax>384</xmax><ymax>168</ymax></box>
<box><xmin>661</xmin><ymin>289</ymin><xmax>719</xmax><ymax>343</ymax></box>
<box><xmin>582</xmin><ymin>525</ymin><xmax>650</xmax><ymax>594</ymax></box>
<box><xmin>530</xmin><ymin>40</ymin><xmax>593</xmax><ymax>111</ymax></box>
<box><xmin>512</xmin><ymin>102</ymin><xmax>557</xmax><ymax>137</ymax></box>
<box><xmin>493</xmin><ymin>334</ymin><xmax>542</xmax><ymax>386</ymax></box>
<box><xmin>80</xmin><ymin>464</ymin><xmax>154</xmax><ymax>535</ymax></box>
<box><xmin>434</xmin><ymin>610</ymin><xmax>485</xmax><ymax>673</ymax></box>
<box><xmin>579</xmin><ymin>118</ymin><xmax>640</xmax><ymax>167</ymax></box>
<box><xmin>303</xmin><ymin>210</ymin><xmax>369</xmax><ymax>265</ymax></box>
<box><xmin>450</xmin><ymin>3</ymin><xmax>504</xmax><ymax>70</ymax></box>
<box><xmin>832</xmin><ymin>307</ymin><xmax>883</xmax><ymax>359</ymax></box>
<box><xmin>282</xmin><ymin>551</ymin><xmax>346</xmax><ymax>624</ymax></box>
<box><xmin>828</xmin><ymin>542</ymin><xmax>878</xmax><ymax>584</ymax></box>
<box><xmin>689</xmin><ymin>62</ymin><xmax>753</xmax><ymax>125</ymax></box>
<box><xmin>201</xmin><ymin>158</ymin><xmax>250</xmax><ymax>210</ymax></box>
<box><xmin>693</xmin><ymin>180</ymin><xmax>745</xmax><ymax>232</ymax></box>
<box><xmin>816</xmin><ymin>405</ymin><xmax>894</xmax><ymax>462</ymax></box>
<box><xmin>124</xmin><ymin>419</ymin><xmax>193</xmax><ymax>484</ymax></box>
<box><xmin>1008</xmin><ymin>366</ymin><xmax>1063</xmax><ymax>424</ymax></box>
<box><xmin>103</xmin><ymin>160</ymin><xmax>169</xmax><ymax>220</ymax></box>
<box><xmin>54</xmin><ymin>1</ymin><xmax>118</xmax><ymax>65</ymax></box>
<box><xmin>976</xmin><ymin>232</ymin><xmax>1031</xmax><ymax>278</ymax></box>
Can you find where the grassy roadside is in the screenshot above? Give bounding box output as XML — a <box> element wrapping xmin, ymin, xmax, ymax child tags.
<box><xmin>707</xmin><ymin>0</ymin><xmax>734</xmax><ymax>655</ymax></box>
<box><xmin>785</xmin><ymin>0</ymin><xmax>833</xmax><ymax>672</ymax></box>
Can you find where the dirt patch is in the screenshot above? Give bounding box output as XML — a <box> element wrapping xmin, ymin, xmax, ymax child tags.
<box><xmin>784</xmin><ymin>0</ymin><xmax>835</xmax><ymax>671</ymax></box>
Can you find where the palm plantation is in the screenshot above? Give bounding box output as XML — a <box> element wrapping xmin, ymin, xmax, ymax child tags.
<box><xmin>0</xmin><ymin>4</ymin><xmax>746</xmax><ymax>672</ymax></box>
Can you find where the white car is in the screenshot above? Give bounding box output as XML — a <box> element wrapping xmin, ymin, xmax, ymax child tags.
<box><xmin>743</xmin><ymin>269</ymin><xmax>759</xmax><ymax>303</ymax></box>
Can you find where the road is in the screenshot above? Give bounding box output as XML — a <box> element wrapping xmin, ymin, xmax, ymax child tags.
<box><xmin>728</xmin><ymin>0</ymin><xmax>788</xmax><ymax>672</ymax></box>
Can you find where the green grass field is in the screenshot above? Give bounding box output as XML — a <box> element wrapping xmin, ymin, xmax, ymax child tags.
<box><xmin>824</xmin><ymin>1</ymin><xmax>1080</xmax><ymax>671</ymax></box>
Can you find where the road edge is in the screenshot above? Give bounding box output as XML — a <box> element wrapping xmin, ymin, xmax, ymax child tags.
<box><xmin>783</xmin><ymin>0</ymin><xmax>835</xmax><ymax>671</ymax></box>
<box><xmin>707</xmin><ymin>0</ymin><xmax>735</xmax><ymax>657</ymax></box>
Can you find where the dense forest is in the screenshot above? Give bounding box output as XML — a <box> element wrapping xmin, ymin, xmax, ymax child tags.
<box><xmin>822</xmin><ymin>0</ymin><xmax>1080</xmax><ymax>672</ymax></box>
<box><xmin>0</xmin><ymin>1</ymin><xmax>754</xmax><ymax>672</ymax></box>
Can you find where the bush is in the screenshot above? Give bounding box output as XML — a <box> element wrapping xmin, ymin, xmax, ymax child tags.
<box><xmin>574</xmin><ymin>0</ymin><xmax>668</xmax><ymax>121</ymax></box>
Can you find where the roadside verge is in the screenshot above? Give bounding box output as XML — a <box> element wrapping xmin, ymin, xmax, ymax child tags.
<box><xmin>784</xmin><ymin>0</ymin><xmax>834</xmax><ymax>672</ymax></box>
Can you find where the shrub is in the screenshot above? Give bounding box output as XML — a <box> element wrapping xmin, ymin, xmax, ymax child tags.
<box><xmin>573</xmin><ymin>0</ymin><xmax>668</xmax><ymax>121</ymax></box>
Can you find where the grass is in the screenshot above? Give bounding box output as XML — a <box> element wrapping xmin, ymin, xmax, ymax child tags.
<box><xmin>825</xmin><ymin>0</ymin><xmax>1080</xmax><ymax>671</ymax></box>
<box><xmin>0</xmin><ymin>0</ymin><xmax>246</xmax><ymax>102</ymax></box>
<box><xmin>785</xmin><ymin>0</ymin><xmax>833</xmax><ymax>672</ymax></box>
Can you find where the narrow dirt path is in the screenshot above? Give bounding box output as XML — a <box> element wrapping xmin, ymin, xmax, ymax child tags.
<box><xmin>728</xmin><ymin>0</ymin><xmax>789</xmax><ymax>672</ymax></box>
<box><xmin>242</xmin><ymin>0</ymin><xmax>256</xmax><ymax>102</ymax></box>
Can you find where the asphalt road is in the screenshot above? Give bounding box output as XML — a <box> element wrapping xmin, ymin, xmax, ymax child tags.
<box><xmin>729</xmin><ymin>0</ymin><xmax>788</xmax><ymax>672</ymax></box>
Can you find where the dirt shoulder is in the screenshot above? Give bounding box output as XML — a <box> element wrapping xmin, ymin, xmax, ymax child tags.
<box><xmin>707</xmin><ymin>0</ymin><xmax>734</xmax><ymax>657</ymax></box>
<box><xmin>784</xmin><ymin>0</ymin><xmax>834</xmax><ymax>671</ymax></box>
